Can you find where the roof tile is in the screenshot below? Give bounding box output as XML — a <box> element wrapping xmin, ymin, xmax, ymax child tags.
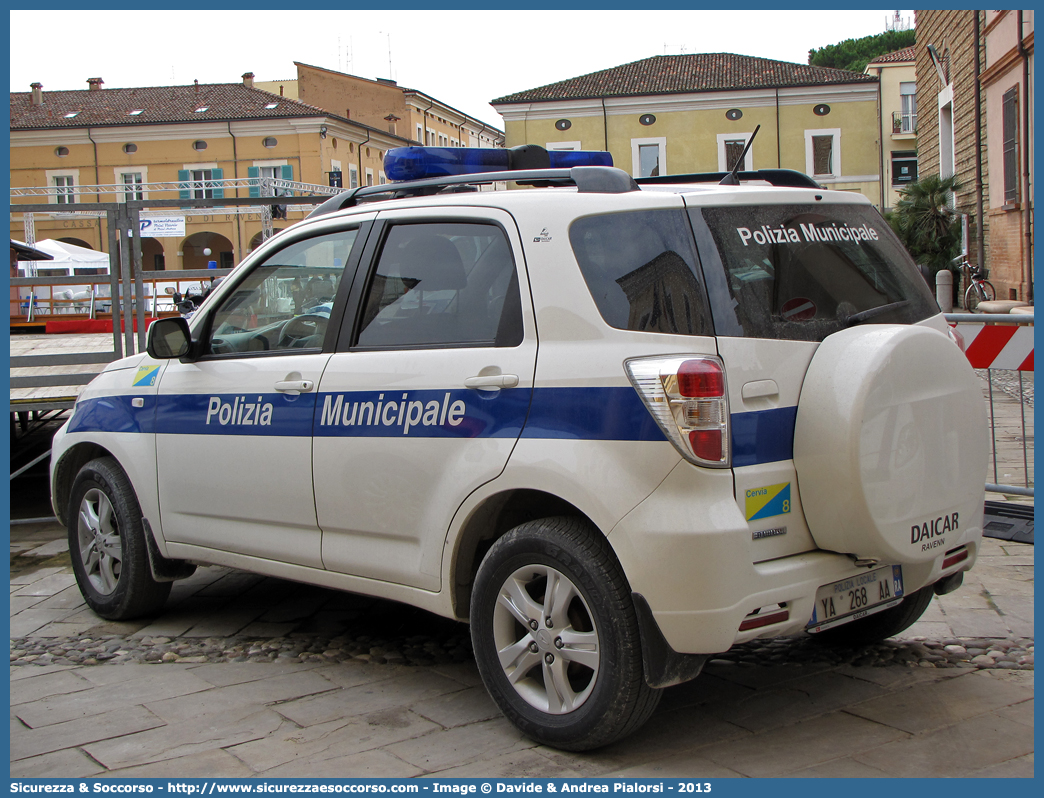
<box><xmin>10</xmin><ymin>82</ymin><xmax>328</xmax><ymax>129</ymax></box>
<box><xmin>492</xmin><ymin>53</ymin><xmax>876</xmax><ymax>104</ymax></box>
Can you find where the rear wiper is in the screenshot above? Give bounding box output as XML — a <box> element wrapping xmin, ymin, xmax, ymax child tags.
<box><xmin>841</xmin><ymin>300</ymin><xmax>910</xmax><ymax>327</ymax></box>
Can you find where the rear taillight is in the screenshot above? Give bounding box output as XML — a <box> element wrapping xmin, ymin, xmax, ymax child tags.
<box><xmin>625</xmin><ymin>355</ymin><xmax>730</xmax><ymax>468</ymax></box>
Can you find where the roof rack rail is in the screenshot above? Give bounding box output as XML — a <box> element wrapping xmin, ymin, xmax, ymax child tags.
<box><xmin>307</xmin><ymin>166</ymin><xmax>639</xmax><ymax>220</ymax></box>
<box><xmin>636</xmin><ymin>169</ymin><xmax>822</xmax><ymax>190</ymax></box>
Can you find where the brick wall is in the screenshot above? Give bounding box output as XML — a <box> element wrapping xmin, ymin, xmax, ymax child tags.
<box><xmin>915</xmin><ymin>10</ymin><xmax>990</xmax><ymax>273</ymax></box>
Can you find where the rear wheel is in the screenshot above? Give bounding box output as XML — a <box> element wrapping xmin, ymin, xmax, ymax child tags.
<box><xmin>68</xmin><ymin>457</ymin><xmax>171</xmax><ymax>620</ymax></box>
<box><xmin>470</xmin><ymin>517</ymin><xmax>660</xmax><ymax>751</ymax></box>
<box><xmin>811</xmin><ymin>584</ymin><xmax>935</xmax><ymax>646</ymax></box>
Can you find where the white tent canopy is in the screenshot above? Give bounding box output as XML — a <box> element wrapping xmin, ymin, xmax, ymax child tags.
<box><xmin>18</xmin><ymin>239</ymin><xmax>110</xmax><ymax>272</ymax></box>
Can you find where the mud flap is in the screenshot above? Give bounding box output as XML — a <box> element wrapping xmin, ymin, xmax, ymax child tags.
<box><xmin>632</xmin><ymin>592</ymin><xmax>707</xmax><ymax>688</ymax></box>
<box><xmin>142</xmin><ymin>518</ymin><xmax>197</xmax><ymax>582</ymax></box>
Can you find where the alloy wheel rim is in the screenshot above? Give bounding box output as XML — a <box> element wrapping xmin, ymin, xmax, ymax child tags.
<box><xmin>492</xmin><ymin>564</ymin><xmax>600</xmax><ymax>714</ymax></box>
<box><xmin>76</xmin><ymin>488</ymin><xmax>124</xmax><ymax>596</ymax></box>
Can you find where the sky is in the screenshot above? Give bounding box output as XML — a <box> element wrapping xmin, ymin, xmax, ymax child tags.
<box><xmin>9</xmin><ymin>9</ymin><xmax>914</xmax><ymax>127</ymax></box>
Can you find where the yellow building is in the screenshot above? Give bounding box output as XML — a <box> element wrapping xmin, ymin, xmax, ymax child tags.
<box><xmin>9</xmin><ymin>73</ymin><xmax>458</xmax><ymax>271</ymax></box>
<box><xmin>492</xmin><ymin>53</ymin><xmax>883</xmax><ymax>205</ymax></box>
<box><xmin>866</xmin><ymin>47</ymin><xmax>918</xmax><ymax>209</ymax></box>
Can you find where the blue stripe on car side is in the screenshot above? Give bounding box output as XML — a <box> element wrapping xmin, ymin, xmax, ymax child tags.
<box><xmin>731</xmin><ymin>405</ymin><xmax>797</xmax><ymax>468</ymax></box>
<box><xmin>65</xmin><ymin>389</ymin><xmax>797</xmax><ymax>466</ymax></box>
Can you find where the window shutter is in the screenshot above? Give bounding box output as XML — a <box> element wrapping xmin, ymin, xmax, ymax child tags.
<box><xmin>178</xmin><ymin>169</ymin><xmax>190</xmax><ymax>200</ymax></box>
<box><xmin>248</xmin><ymin>166</ymin><xmax>260</xmax><ymax>198</ymax></box>
<box><xmin>281</xmin><ymin>164</ymin><xmax>294</xmax><ymax>196</ymax></box>
<box><xmin>211</xmin><ymin>168</ymin><xmax>224</xmax><ymax>199</ymax></box>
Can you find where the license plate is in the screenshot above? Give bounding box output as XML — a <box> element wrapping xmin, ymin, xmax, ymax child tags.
<box><xmin>806</xmin><ymin>565</ymin><xmax>904</xmax><ymax>633</ymax></box>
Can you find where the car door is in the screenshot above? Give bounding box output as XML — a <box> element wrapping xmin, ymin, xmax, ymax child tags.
<box><xmin>155</xmin><ymin>221</ymin><xmax>368</xmax><ymax>567</ymax></box>
<box><xmin>313</xmin><ymin>208</ymin><xmax>537</xmax><ymax>590</ymax></box>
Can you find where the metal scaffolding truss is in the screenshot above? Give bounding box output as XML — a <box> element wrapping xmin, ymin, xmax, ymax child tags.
<box><xmin>10</xmin><ymin>176</ymin><xmax>343</xmax><ymax>200</ymax></box>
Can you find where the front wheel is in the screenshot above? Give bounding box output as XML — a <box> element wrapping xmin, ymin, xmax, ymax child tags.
<box><xmin>68</xmin><ymin>457</ymin><xmax>172</xmax><ymax>620</ymax></box>
<box><xmin>965</xmin><ymin>281</ymin><xmax>996</xmax><ymax>312</ymax></box>
<box><xmin>470</xmin><ymin>517</ymin><xmax>660</xmax><ymax>751</ymax></box>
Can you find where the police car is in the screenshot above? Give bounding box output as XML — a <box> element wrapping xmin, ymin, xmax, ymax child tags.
<box><xmin>50</xmin><ymin>144</ymin><xmax>989</xmax><ymax>751</ymax></box>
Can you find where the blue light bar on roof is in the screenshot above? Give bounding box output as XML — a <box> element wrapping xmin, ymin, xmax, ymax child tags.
<box><xmin>383</xmin><ymin>146</ymin><xmax>613</xmax><ymax>181</ymax></box>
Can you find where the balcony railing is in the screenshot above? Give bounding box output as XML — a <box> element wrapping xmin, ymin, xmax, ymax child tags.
<box><xmin>892</xmin><ymin>111</ymin><xmax>918</xmax><ymax>135</ymax></box>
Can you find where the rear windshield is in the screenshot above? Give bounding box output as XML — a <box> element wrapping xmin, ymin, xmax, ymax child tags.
<box><xmin>689</xmin><ymin>203</ymin><xmax>938</xmax><ymax>341</ymax></box>
<box><xmin>569</xmin><ymin>209</ymin><xmax>712</xmax><ymax>336</ymax></box>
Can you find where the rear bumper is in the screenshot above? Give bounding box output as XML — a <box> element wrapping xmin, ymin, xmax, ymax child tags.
<box><xmin>609</xmin><ymin>461</ymin><xmax>983</xmax><ymax>654</ymax></box>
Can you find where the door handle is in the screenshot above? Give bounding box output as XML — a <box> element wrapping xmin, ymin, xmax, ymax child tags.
<box><xmin>464</xmin><ymin>374</ymin><xmax>519</xmax><ymax>390</ymax></box>
<box><xmin>274</xmin><ymin>379</ymin><xmax>314</xmax><ymax>395</ymax></box>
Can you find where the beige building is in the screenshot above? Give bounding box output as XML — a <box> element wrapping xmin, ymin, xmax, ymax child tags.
<box><xmin>865</xmin><ymin>47</ymin><xmax>918</xmax><ymax>209</ymax></box>
<box><xmin>492</xmin><ymin>53</ymin><xmax>883</xmax><ymax>205</ymax></box>
<box><xmin>259</xmin><ymin>62</ymin><xmax>504</xmax><ymax>159</ymax></box>
<box><xmin>10</xmin><ymin>69</ymin><xmax>503</xmax><ymax>274</ymax></box>
<box><xmin>9</xmin><ymin>74</ymin><xmax>411</xmax><ymax>272</ymax></box>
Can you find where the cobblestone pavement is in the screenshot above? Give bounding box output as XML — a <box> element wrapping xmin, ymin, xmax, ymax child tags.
<box><xmin>9</xmin><ymin>522</ymin><xmax>1034</xmax><ymax>779</ymax></box>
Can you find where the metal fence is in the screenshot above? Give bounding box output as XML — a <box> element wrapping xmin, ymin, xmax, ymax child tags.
<box><xmin>946</xmin><ymin>312</ymin><xmax>1034</xmax><ymax>498</ymax></box>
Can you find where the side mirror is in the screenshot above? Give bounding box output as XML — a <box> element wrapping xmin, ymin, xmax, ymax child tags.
<box><xmin>147</xmin><ymin>317</ymin><xmax>193</xmax><ymax>359</ymax></box>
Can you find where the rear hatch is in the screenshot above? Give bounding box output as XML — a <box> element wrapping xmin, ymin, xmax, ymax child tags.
<box><xmin>685</xmin><ymin>196</ymin><xmax>984</xmax><ymax>562</ymax></box>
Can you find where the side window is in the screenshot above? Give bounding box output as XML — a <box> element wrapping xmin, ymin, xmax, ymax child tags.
<box><xmin>207</xmin><ymin>228</ymin><xmax>357</xmax><ymax>355</ymax></box>
<box><xmin>354</xmin><ymin>222</ymin><xmax>523</xmax><ymax>349</ymax></box>
<box><xmin>569</xmin><ymin>209</ymin><xmax>712</xmax><ymax>336</ymax></box>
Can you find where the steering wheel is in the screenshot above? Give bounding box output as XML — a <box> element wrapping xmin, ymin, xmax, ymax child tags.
<box><xmin>277</xmin><ymin>314</ymin><xmax>328</xmax><ymax>349</ymax></box>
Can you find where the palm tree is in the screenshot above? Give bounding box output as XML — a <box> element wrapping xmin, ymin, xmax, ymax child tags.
<box><xmin>888</xmin><ymin>174</ymin><xmax>964</xmax><ymax>277</ymax></box>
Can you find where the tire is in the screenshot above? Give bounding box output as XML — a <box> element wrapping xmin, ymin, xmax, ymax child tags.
<box><xmin>964</xmin><ymin>284</ymin><xmax>981</xmax><ymax>312</ymax></box>
<box><xmin>67</xmin><ymin>457</ymin><xmax>172</xmax><ymax>620</ymax></box>
<box><xmin>470</xmin><ymin>517</ymin><xmax>660</xmax><ymax>751</ymax></box>
<box><xmin>965</xmin><ymin>281</ymin><xmax>996</xmax><ymax>312</ymax></box>
<box><xmin>810</xmin><ymin>584</ymin><xmax>935</xmax><ymax>647</ymax></box>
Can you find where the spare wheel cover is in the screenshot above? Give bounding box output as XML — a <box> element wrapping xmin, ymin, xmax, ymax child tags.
<box><xmin>793</xmin><ymin>324</ymin><xmax>988</xmax><ymax>564</ymax></box>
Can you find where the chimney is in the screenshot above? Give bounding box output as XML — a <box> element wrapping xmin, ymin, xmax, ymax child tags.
<box><xmin>30</xmin><ymin>83</ymin><xmax>43</xmax><ymax>105</ymax></box>
<box><xmin>242</xmin><ymin>72</ymin><xmax>255</xmax><ymax>88</ymax></box>
<box><xmin>87</xmin><ymin>77</ymin><xmax>103</xmax><ymax>91</ymax></box>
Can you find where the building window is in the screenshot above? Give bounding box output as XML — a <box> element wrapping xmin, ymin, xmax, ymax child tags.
<box><xmin>193</xmin><ymin>140</ymin><xmax>208</xmax><ymax>151</ymax></box>
<box><xmin>121</xmin><ymin>172</ymin><xmax>144</xmax><ymax>202</ymax></box>
<box><xmin>123</xmin><ymin>143</ymin><xmax>137</xmax><ymax>154</ymax></box>
<box><xmin>718</xmin><ymin>133</ymin><xmax>753</xmax><ymax>172</ymax></box>
<box><xmin>262</xmin><ymin>137</ymin><xmax>278</xmax><ymax>148</ymax></box>
<box><xmin>416</xmin><ymin>123</ymin><xmax>423</xmax><ymax>143</ymax></box>
<box><xmin>804</xmin><ymin>129</ymin><xmax>840</xmax><ymax>179</ymax></box>
<box><xmin>631</xmin><ymin>137</ymin><xmax>666</xmax><ymax>178</ymax></box>
<box><xmin>365</xmin><ymin>168</ymin><xmax>374</xmax><ymax>186</ymax></box>
<box><xmin>258</xmin><ymin>165</ymin><xmax>287</xmax><ymax>196</ymax></box>
<box><xmin>1002</xmin><ymin>85</ymin><xmax>1019</xmax><ymax>203</ymax></box>
<box><xmin>53</xmin><ymin>175</ymin><xmax>75</xmax><ymax>204</ymax></box>
<box><xmin>898</xmin><ymin>82</ymin><xmax>917</xmax><ymax>133</ymax></box>
<box><xmin>192</xmin><ymin>169</ymin><xmax>217</xmax><ymax>199</ymax></box>
<box><xmin>890</xmin><ymin>151</ymin><xmax>918</xmax><ymax>186</ymax></box>
<box><xmin>55</xmin><ymin>146</ymin><xmax>69</xmax><ymax>157</ymax></box>
<box><xmin>349</xmin><ymin>165</ymin><xmax>359</xmax><ymax>189</ymax></box>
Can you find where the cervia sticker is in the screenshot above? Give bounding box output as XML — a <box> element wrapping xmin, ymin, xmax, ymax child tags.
<box><xmin>746</xmin><ymin>482</ymin><xmax>791</xmax><ymax>521</ymax></box>
<box><xmin>133</xmin><ymin>365</ymin><xmax>160</xmax><ymax>387</ymax></box>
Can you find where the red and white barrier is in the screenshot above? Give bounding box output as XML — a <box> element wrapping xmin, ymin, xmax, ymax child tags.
<box><xmin>955</xmin><ymin>323</ymin><xmax>1034</xmax><ymax>371</ymax></box>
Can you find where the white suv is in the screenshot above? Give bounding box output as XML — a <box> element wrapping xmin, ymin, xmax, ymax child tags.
<box><xmin>50</xmin><ymin>145</ymin><xmax>989</xmax><ymax>750</ymax></box>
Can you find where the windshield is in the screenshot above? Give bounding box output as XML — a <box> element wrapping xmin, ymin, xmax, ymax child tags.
<box><xmin>689</xmin><ymin>203</ymin><xmax>938</xmax><ymax>342</ymax></box>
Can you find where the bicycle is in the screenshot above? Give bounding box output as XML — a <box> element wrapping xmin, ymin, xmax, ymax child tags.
<box><xmin>955</xmin><ymin>255</ymin><xmax>996</xmax><ymax>311</ymax></box>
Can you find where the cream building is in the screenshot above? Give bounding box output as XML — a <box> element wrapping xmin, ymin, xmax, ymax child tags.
<box><xmin>865</xmin><ymin>47</ymin><xmax>918</xmax><ymax>209</ymax></box>
<box><xmin>492</xmin><ymin>53</ymin><xmax>883</xmax><ymax>205</ymax></box>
